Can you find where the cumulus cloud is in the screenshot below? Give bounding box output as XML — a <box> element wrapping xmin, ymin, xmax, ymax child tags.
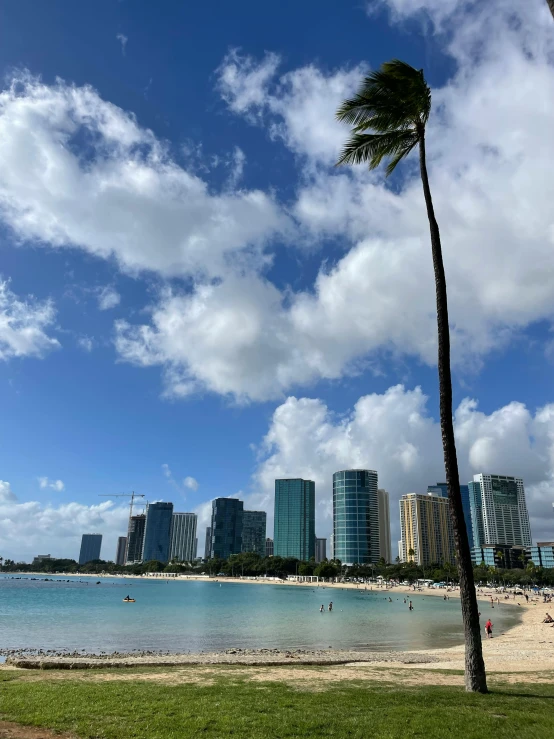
<box><xmin>0</xmin><ymin>498</ymin><xmax>129</xmax><ymax>562</ymax></box>
<box><xmin>218</xmin><ymin>49</ymin><xmax>364</xmax><ymax>165</ymax></box>
<box><xmin>0</xmin><ymin>279</ymin><xmax>59</xmax><ymax>361</ymax></box>
<box><xmin>38</xmin><ymin>477</ymin><xmax>65</xmax><ymax>492</ymax></box>
<box><xmin>253</xmin><ymin>385</ymin><xmax>554</xmax><ymax>547</ymax></box>
<box><xmin>0</xmin><ymin>73</ymin><xmax>287</xmax><ymax>280</ymax></box>
<box><xmin>97</xmin><ymin>286</ymin><xmax>121</xmax><ymax>311</ymax></box>
<box><xmin>0</xmin><ymin>480</ymin><xmax>17</xmax><ymax>502</ymax></box>
<box><xmin>183</xmin><ymin>476</ymin><xmax>199</xmax><ymax>492</ymax></box>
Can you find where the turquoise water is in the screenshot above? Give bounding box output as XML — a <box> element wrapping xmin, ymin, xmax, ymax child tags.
<box><xmin>0</xmin><ymin>576</ymin><xmax>520</xmax><ymax>653</ymax></box>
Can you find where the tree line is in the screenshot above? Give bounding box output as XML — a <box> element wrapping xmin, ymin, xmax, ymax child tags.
<box><xmin>2</xmin><ymin>552</ymin><xmax>554</xmax><ymax>587</ymax></box>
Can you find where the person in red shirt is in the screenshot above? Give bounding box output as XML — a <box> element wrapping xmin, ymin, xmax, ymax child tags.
<box><xmin>485</xmin><ymin>619</ymin><xmax>493</xmax><ymax>638</ymax></box>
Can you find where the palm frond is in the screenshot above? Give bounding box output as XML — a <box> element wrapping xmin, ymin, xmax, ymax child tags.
<box><xmin>336</xmin><ymin>130</ymin><xmax>419</xmax><ymax>170</ymax></box>
<box><xmin>336</xmin><ymin>59</ymin><xmax>431</xmax><ymax>175</ymax></box>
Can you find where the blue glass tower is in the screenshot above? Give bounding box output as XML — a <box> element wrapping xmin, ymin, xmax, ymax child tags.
<box><xmin>274</xmin><ymin>479</ymin><xmax>315</xmax><ymax>560</ymax></box>
<box><xmin>333</xmin><ymin>470</ymin><xmax>379</xmax><ymax>565</ymax></box>
<box><xmin>427</xmin><ymin>482</ymin><xmax>474</xmax><ymax>548</ymax></box>
<box><xmin>142</xmin><ymin>502</ymin><xmax>174</xmax><ymax>563</ymax></box>
<box><xmin>78</xmin><ymin>533</ymin><xmax>102</xmax><ymax>565</ymax></box>
<box><xmin>210</xmin><ymin>498</ymin><xmax>244</xmax><ymax>560</ymax></box>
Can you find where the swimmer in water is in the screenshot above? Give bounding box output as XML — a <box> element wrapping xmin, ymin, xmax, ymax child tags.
<box><xmin>328</xmin><ymin>602</ymin><xmax>333</xmax><ymax>612</ymax></box>
<box><xmin>320</xmin><ymin>604</ymin><xmax>325</xmax><ymax>613</ymax></box>
<box><xmin>409</xmin><ymin>601</ymin><xmax>414</xmax><ymax>611</ymax></box>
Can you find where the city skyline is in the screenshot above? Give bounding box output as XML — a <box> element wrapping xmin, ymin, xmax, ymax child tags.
<box><xmin>12</xmin><ymin>467</ymin><xmax>552</xmax><ymax>565</ymax></box>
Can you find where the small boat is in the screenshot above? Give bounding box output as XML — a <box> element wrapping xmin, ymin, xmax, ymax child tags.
<box><xmin>122</xmin><ymin>597</ymin><xmax>135</xmax><ymax>603</ymax></box>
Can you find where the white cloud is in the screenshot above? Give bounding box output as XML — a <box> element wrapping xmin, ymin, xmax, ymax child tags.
<box><xmin>161</xmin><ymin>463</ymin><xmax>172</xmax><ymax>478</ymax></box>
<box><xmin>0</xmin><ymin>279</ymin><xmax>59</xmax><ymax>361</ymax></box>
<box><xmin>116</xmin><ymin>33</ymin><xmax>128</xmax><ymax>56</ymax></box>
<box><xmin>218</xmin><ymin>49</ymin><xmax>365</xmax><ymax>165</ymax></box>
<box><xmin>253</xmin><ymin>385</ymin><xmax>554</xmax><ymax>546</ymax></box>
<box><xmin>0</xmin><ymin>73</ymin><xmax>287</xmax><ymax>280</ymax></box>
<box><xmin>183</xmin><ymin>476</ymin><xmax>199</xmax><ymax>492</ymax></box>
<box><xmin>97</xmin><ymin>286</ymin><xmax>121</xmax><ymax>311</ymax></box>
<box><xmin>0</xmin><ymin>480</ymin><xmax>17</xmax><ymax>502</ymax></box>
<box><xmin>0</xmin><ymin>498</ymin><xmax>129</xmax><ymax>562</ymax></box>
<box><xmin>38</xmin><ymin>477</ymin><xmax>65</xmax><ymax>492</ymax></box>
<box><xmin>217</xmin><ymin>49</ymin><xmax>281</xmax><ymax>119</ymax></box>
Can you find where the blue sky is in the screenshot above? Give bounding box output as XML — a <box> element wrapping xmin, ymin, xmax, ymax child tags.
<box><xmin>1</xmin><ymin>0</ymin><xmax>554</xmax><ymax>561</ymax></box>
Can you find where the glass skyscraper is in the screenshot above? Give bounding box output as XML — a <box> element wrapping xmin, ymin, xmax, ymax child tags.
<box><xmin>274</xmin><ymin>479</ymin><xmax>315</xmax><ymax>560</ymax></box>
<box><xmin>469</xmin><ymin>474</ymin><xmax>532</xmax><ymax>555</ymax></box>
<box><xmin>126</xmin><ymin>514</ymin><xmax>146</xmax><ymax>564</ymax></box>
<box><xmin>427</xmin><ymin>482</ymin><xmax>474</xmax><ymax>548</ymax></box>
<box><xmin>377</xmin><ymin>488</ymin><xmax>392</xmax><ymax>563</ymax></box>
<box><xmin>204</xmin><ymin>527</ymin><xmax>212</xmax><ymax>560</ymax></box>
<box><xmin>242</xmin><ymin>510</ymin><xmax>267</xmax><ymax>557</ymax></box>
<box><xmin>78</xmin><ymin>533</ymin><xmax>102</xmax><ymax>565</ymax></box>
<box><xmin>168</xmin><ymin>512</ymin><xmax>197</xmax><ymax>562</ymax></box>
<box><xmin>115</xmin><ymin>536</ymin><xmax>127</xmax><ymax>566</ymax></box>
<box><xmin>142</xmin><ymin>502</ymin><xmax>174</xmax><ymax>563</ymax></box>
<box><xmin>333</xmin><ymin>470</ymin><xmax>379</xmax><ymax>565</ymax></box>
<box><xmin>210</xmin><ymin>498</ymin><xmax>244</xmax><ymax>560</ymax></box>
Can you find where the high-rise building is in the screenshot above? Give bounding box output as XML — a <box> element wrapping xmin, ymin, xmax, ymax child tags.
<box><xmin>204</xmin><ymin>527</ymin><xmax>212</xmax><ymax>560</ymax></box>
<box><xmin>469</xmin><ymin>474</ymin><xmax>532</xmax><ymax>556</ymax></box>
<box><xmin>333</xmin><ymin>470</ymin><xmax>379</xmax><ymax>566</ymax></box>
<box><xmin>242</xmin><ymin>511</ymin><xmax>267</xmax><ymax>557</ymax></box>
<box><xmin>126</xmin><ymin>514</ymin><xmax>146</xmax><ymax>564</ymax></box>
<box><xmin>274</xmin><ymin>479</ymin><xmax>315</xmax><ymax>560</ymax></box>
<box><xmin>329</xmin><ymin>532</ymin><xmax>334</xmax><ymax>560</ymax></box>
<box><xmin>210</xmin><ymin>498</ymin><xmax>243</xmax><ymax>560</ymax></box>
<box><xmin>115</xmin><ymin>537</ymin><xmax>127</xmax><ymax>566</ymax></box>
<box><xmin>142</xmin><ymin>502</ymin><xmax>174</xmax><ymax>563</ymax></box>
<box><xmin>78</xmin><ymin>534</ymin><xmax>102</xmax><ymax>565</ymax></box>
<box><xmin>377</xmin><ymin>488</ymin><xmax>392</xmax><ymax>563</ymax></box>
<box><xmin>427</xmin><ymin>482</ymin><xmax>474</xmax><ymax>548</ymax></box>
<box><xmin>315</xmin><ymin>537</ymin><xmax>327</xmax><ymax>563</ymax></box>
<box><xmin>399</xmin><ymin>493</ymin><xmax>455</xmax><ymax>567</ymax></box>
<box><xmin>265</xmin><ymin>537</ymin><xmax>274</xmax><ymax>557</ymax></box>
<box><xmin>169</xmin><ymin>512</ymin><xmax>197</xmax><ymax>562</ymax></box>
<box><xmin>397</xmin><ymin>540</ymin><xmax>403</xmax><ymax>563</ymax></box>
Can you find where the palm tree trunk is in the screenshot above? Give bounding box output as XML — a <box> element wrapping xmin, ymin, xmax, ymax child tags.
<box><xmin>547</xmin><ymin>0</ymin><xmax>554</xmax><ymax>20</ymax></box>
<box><xmin>418</xmin><ymin>132</ymin><xmax>488</xmax><ymax>693</ymax></box>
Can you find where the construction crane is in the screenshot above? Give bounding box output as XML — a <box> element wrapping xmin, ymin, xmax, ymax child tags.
<box><xmin>98</xmin><ymin>492</ymin><xmax>146</xmax><ymax>518</ymax></box>
<box><xmin>98</xmin><ymin>492</ymin><xmax>147</xmax><ymax>564</ymax></box>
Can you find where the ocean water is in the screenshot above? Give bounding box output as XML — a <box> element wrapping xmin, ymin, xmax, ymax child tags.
<box><xmin>0</xmin><ymin>576</ymin><xmax>520</xmax><ymax>654</ymax></box>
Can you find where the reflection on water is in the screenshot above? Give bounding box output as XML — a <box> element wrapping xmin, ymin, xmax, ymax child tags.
<box><xmin>0</xmin><ymin>576</ymin><xmax>521</xmax><ymax>653</ymax></box>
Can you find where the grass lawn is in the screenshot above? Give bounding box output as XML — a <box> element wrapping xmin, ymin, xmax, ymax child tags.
<box><xmin>1</xmin><ymin>667</ymin><xmax>553</xmax><ymax>738</ymax></box>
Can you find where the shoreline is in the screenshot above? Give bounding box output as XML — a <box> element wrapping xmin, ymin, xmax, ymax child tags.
<box><xmin>3</xmin><ymin>573</ymin><xmax>549</xmax><ymax>671</ymax></box>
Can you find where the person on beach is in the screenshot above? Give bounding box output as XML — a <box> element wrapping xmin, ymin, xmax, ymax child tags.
<box><xmin>543</xmin><ymin>613</ymin><xmax>553</xmax><ymax>623</ymax></box>
<box><xmin>409</xmin><ymin>601</ymin><xmax>413</xmax><ymax>611</ymax></box>
<box><xmin>485</xmin><ymin>619</ymin><xmax>493</xmax><ymax>638</ymax></box>
<box><xmin>328</xmin><ymin>602</ymin><xmax>333</xmax><ymax>612</ymax></box>
<box><xmin>320</xmin><ymin>604</ymin><xmax>325</xmax><ymax>613</ymax></box>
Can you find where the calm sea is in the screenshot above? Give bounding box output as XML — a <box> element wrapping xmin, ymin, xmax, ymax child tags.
<box><xmin>0</xmin><ymin>576</ymin><xmax>520</xmax><ymax>654</ymax></box>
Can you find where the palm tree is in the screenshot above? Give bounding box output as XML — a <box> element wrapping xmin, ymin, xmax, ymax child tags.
<box><xmin>336</xmin><ymin>59</ymin><xmax>487</xmax><ymax>693</ymax></box>
<box><xmin>547</xmin><ymin>1</ymin><xmax>554</xmax><ymax>21</ymax></box>
<box><xmin>408</xmin><ymin>548</ymin><xmax>415</xmax><ymax>563</ymax></box>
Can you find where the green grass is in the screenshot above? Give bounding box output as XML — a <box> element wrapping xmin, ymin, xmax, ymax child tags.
<box><xmin>1</xmin><ymin>668</ymin><xmax>554</xmax><ymax>738</ymax></box>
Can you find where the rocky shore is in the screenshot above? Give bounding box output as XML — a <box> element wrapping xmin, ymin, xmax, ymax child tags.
<box><xmin>4</xmin><ymin>647</ymin><xmax>439</xmax><ymax>670</ymax></box>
